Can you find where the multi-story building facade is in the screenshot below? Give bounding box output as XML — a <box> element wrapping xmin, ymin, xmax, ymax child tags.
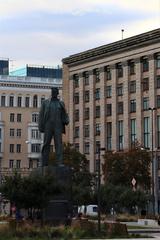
<box><xmin>62</xmin><ymin>28</ymin><xmax>160</xmax><ymax>173</ymax></box>
<box><xmin>0</xmin><ymin>74</ymin><xmax>62</xmax><ymax>176</ymax></box>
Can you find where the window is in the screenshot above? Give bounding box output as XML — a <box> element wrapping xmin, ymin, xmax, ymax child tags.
<box><xmin>84</xmin><ymin>91</ymin><xmax>90</xmax><ymax>102</ymax></box>
<box><xmin>16</xmin><ymin>160</ymin><xmax>21</xmax><ymax>169</ymax></box>
<box><xmin>143</xmin><ymin>97</ymin><xmax>149</xmax><ymax>110</ymax></box>
<box><xmin>16</xmin><ymin>129</ymin><xmax>21</xmax><ymax>137</ymax></box>
<box><xmin>158</xmin><ymin>156</ymin><xmax>160</xmax><ymax>169</ymax></box>
<box><xmin>74</xmin><ymin>109</ymin><xmax>79</xmax><ymax>121</ymax></box>
<box><xmin>17</xmin><ymin>113</ymin><xmax>22</xmax><ymax>122</ymax></box>
<box><xmin>74</xmin><ymin>127</ymin><xmax>79</xmax><ymax>138</ymax></box>
<box><xmin>156</xmin><ymin>54</ymin><xmax>160</xmax><ymax>69</ymax></box>
<box><xmin>118</xmin><ymin>102</ymin><xmax>123</xmax><ymax>114</ymax></box>
<box><xmin>95</xmin><ymin>106</ymin><xmax>100</xmax><ymax>118</ymax></box>
<box><xmin>157</xmin><ymin>76</ymin><xmax>160</xmax><ymax>88</ymax></box>
<box><xmin>142</xmin><ymin>78</ymin><xmax>149</xmax><ymax>91</ymax></box>
<box><xmin>157</xmin><ymin>95</ymin><xmax>160</xmax><ymax>108</ymax></box>
<box><xmin>106</xmin><ymin>104</ymin><xmax>112</xmax><ymax>116</ymax></box>
<box><xmin>10</xmin><ymin>128</ymin><xmax>14</xmax><ymax>137</ymax></box>
<box><xmin>144</xmin><ymin>117</ymin><xmax>150</xmax><ymax>149</ymax></box>
<box><xmin>95</xmin><ymin>141</ymin><xmax>100</xmax><ymax>153</ymax></box>
<box><xmin>117</xmin><ymin>84</ymin><xmax>123</xmax><ymax>96</ymax></box>
<box><xmin>74</xmin><ymin>93</ymin><xmax>79</xmax><ymax>104</ymax></box>
<box><xmin>10</xmin><ymin>144</ymin><xmax>14</xmax><ymax>153</ymax></box>
<box><xmin>84</xmin><ymin>108</ymin><xmax>89</xmax><ymax>120</ymax></box>
<box><xmin>107</xmin><ymin>122</ymin><xmax>112</xmax><ymax>150</ymax></box>
<box><xmin>95</xmin><ymin>123</ymin><xmax>100</xmax><ymax>136</ymax></box>
<box><xmin>17</xmin><ymin>96</ymin><xmax>22</xmax><ymax>107</ymax></box>
<box><xmin>74</xmin><ymin>74</ymin><xmax>79</xmax><ymax>88</ymax></box>
<box><xmin>106</xmin><ymin>86</ymin><xmax>112</xmax><ymax>98</ymax></box>
<box><xmin>142</xmin><ymin>57</ymin><xmax>149</xmax><ymax>72</ymax></box>
<box><xmin>25</xmin><ymin>96</ymin><xmax>30</xmax><ymax>107</ymax></box>
<box><xmin>130</xmin><ymin>119</ymin><xmax>136</xmax><ymax>146</ymax></box>
<box><xmin>41</xmin><ymin>96</ymin><xmax>45</xmax><ymax>105</ymax></box>
<box><xmin>9</xmin><ymin>96</ymin><xmax>14</xmax><ymax>107</ymax></box>
<box><xmin>84</xmin><ymin>125</ymin><xmax>90</xmax><ymax>137</ymax></box>
<box><xmin>0</xmin><ymin>128</ymin><xmax>1</xmax><ymax>139</ymax></box>
<box><xmin>31</xmin><ymin>144</ymin><xmax>41</xmax><ymax>153</ymax></box>
<box><xmin>117</xmin><ymin>63</ymin><xmax>123</xmax><ymax>78</ymax></box>
<box><xmin>74</xmin><ymin>143</ymin><xmax>79</xmax><ymax>152</ymax></box>
<box><xmin>9</xmin><ymin>159</ymin><xmax>14</xmax><ymax>168</ymax></box>
<box><xmin>31</xmin><ymin>129</ymin><xmax>41</xmax><ymax>139</ymax></box>
<box><xmin>106</xmin><ymin>67</ymin><xmax>111</xmax><ymax>80</ymax></box>
<box><xmin>16</xmin><ymin>144</ymin><xmax>21</xmax><ymax>153</ymax></box>
<box><xmin>129</xmin><ymin>61</ymin><xmax>135</xmax><ymax>75</ymax></box>
<box><xmin>1</xmin><ymin>95</ymin><xmax>5</xmax><ymax>107</ymax></box>
<box><xmin>29</xmin><ymin>159</ymin><xmax>33</xmax><ymax>169</ymax></box>
<box><xmin>10</xmin><ymin>113</ymin><xmax>14</xmax><ymax>122</ymax></box>
<box><xmin>84</xmin><ymin>142</ymin><xmax>90</xmax><ymax>154</ymax></box>
<box><xmin>118</xmin><ymin>120</ymin><xmax>123</xmax><ymax>150</ymax></box>
<box><xmin>130</xmin><ymin>99</ymin><xmax>136</xmax><ymax>113</ymax></box>
<box><xmin>157</xmin><ymin>116</ymin><xmax>160</xmax><ymax>148</ymax></box>
<box><xmin>32</xmin><ymin>113</ymin><xmax>39</xmax><ymax>123</ymax></box>
<box><xmin>130</xmin><ymin>81</ymin><xmax>136</xmax><ymax>93</ymax></box>
<box><xmin>95</xmin><ymin>88</ymin><xmax>100</xmax><ymax>100</ymax></box>
<box><xmin>94</xmin><ymin>69</ymin><xmax>100</xmax><ymax>83</ymax></box>
<box><xmin>33</xmin><ymin>95</ymin><xmax>38</xmax><ymax>108</ymax></box>
<box><xmin>84</xmin><ymin>72</ymin><xmax>89</xmax><ymax>85</ymax></box>
<box><xmin>0</xmin><ymin>143</ymin><xmax>1</xmax><ymax>153</ymax></box>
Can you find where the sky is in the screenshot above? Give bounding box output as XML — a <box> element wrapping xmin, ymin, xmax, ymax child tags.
<box><xmin>0</xmin><ymin>0</ymin><xmax>160</xmax><ymax>70</ymax></box>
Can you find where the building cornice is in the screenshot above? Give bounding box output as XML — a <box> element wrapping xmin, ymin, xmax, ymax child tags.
<box><xmin>62</xmin><ymin>28</ymin><xmax>160</xmax><ymax>66</ymax></box>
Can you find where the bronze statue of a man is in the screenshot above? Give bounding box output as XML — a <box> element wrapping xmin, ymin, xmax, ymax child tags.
<box><xmin>38</xmin><ymin>87</ymin><xmax>69</xmax><ymax>166</ymax></box>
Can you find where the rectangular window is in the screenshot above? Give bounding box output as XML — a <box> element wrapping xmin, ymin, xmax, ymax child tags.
<box><xmin>157</xmin><ymin>95</ymin><xmax>160</xmax><ymax>108</ymax></box>
<box><xmin>84</xmin><ymin>108</ymin><xmax>89</xmax><ymax>120</ymax></box>
<box><xmin>95</xmin><ymin>88</ymin><xmax>100</xmax><ymax>100</ymax></box>
<box><xmin>95</xmin><ymin>123</ymin><xmax>100</xmax><ymax>136</ymax></box>
<box><xmin>17</xmin><ymin>114</ymin><xmax>22</xmax><ymax>122</ymax></box>
<box><xmin>106</xmin><ymin>86</ymin><xmax>112</xmax><ymax>98</ymax></box>
<box><xmin>32</xmin><ymin>113</ymin><xmax>39</xmax><ymax>123</ymax></box>
<box><xmin>106</xmin><ymin>104</ymin><xmax>112</xmax><ymax>116</ymax></box>
<box><xmin>74</xmin><ymin>109</ymin><xmax>79</xmax><ymax>121</ymax></box>
<box><xmin>29</xmin><ymin>159</ymin><xmax>33</xmax><ymax>169</ymax></box>
<box><xmin>117</xmin><ymin>63</ymin><xmax>123</xmax><ymax>78</ymax></box>
<box><xmin>156</xmin><ymin>55</ymin><xmax>160</xmax><ymax>69</ymax></box>
<box><xmin>157</xmin><ymin>76</ymin><xmax>160</xmax><ymax>88</ymax></box>
<box><xmin>74</xmin><ymin>93</ymin><xmax>79</xmax><ymax>104</ymax></box>
<box><xmin>10</xmin><ymin>144</ymin><xmax>14</xmax><ymax>153</ymax></box>
<box><xmin>84</xmin><ymin>125</ymin><xmax>90</xmax><ymax>137</ymax></box>
<box><xmin>84</xmin><ymin>72</ymin><xmax>89</xmax><ymax>85</ymax></box>
<box><xmin>10</xmin><ymin>113</ymin><xmax>14</xmax><ymax>122</ymax></box>
<box><xmin>17</xmin><ymin>96</ymin><xmax>22</xmax><ymax>107</ymax></box>
<box><xmin>17</xmin><ymin>129</ymin><xmax>21</xmax><ymax>137</ymax></box>
<box><xmin>9</xmin><ymin>96</ymin><xmax>14</xmax><ymax>107</ymax></box>
<box><xmin>16</xmin><ymin>160</ymin><xmax>21</xmax><ymax>169</ymax></box>
<box><xmin>84</xmin><ymin>142</ymin><xmax>90</xmax><ymax>154</ymax></box>
<box><xmin>9</xmin><ymin>159</ymin><xmax>14</xmax><ymax>168</ymax></box>
<box><xmin>158</xmin><ymin>156</ymin><xmax>160</xmax><ymax>169</ymax></box>
<box><xmin>95</xmin><ymin>141</ymin><xmax>100</xmax><ymax>153</ymax></box>
<box><xmin>1</xmin><ymin>96</ymin><xmax>5</xmax><ymax>107</ymax></box>
<box><xmin>107</xmin><ymin>122</ymin><xmax>112</xmax><ymax>151</ymax></box>
<box><xmin>130</xmin><ymin>81</ymin><xmax>136</xmax><ymax>93</ymax></box>
<box><xmin>106</xmin><ymin>67</ymin><xmax>111</xmax><ymax>80</ymax></box>
<box><xmin>75</xmin><ymin>143</ymin><xmax>79</xmax><ymax>152</ymax></box>
<box><xmin>0</xmin><ymin>143</ymin><xmax>1</xmax><ymax>153</ymax></box>
<box><xmin>31</xmin><ymin>129</ymin><xmax>41</xmax><ymax>139</ymax></box>
<box><xmin>129</xmin><ymin>61</ymin><xmax>135</xmax><ymax>75</ymax></box>
<box><xmin>143</xmin><ymin>97</ymin><xmax>149</xmax><ymax>110</ymax></box>
<box><xmin>94</xmin><ymin>69</ymin><xmax>100</xmax><ymax>83</ymax></box>
<box><xmin>118</xmin><ymin>120</ymin><xmax>123</xmax><ymax>151</ymax></box>
<box><xmin>0</xmin><ymin>128</ymin><xmax>1</xmax><ymax>139</ymax></box>
<box><xmin>31</xmin><ymin>144</ymin><xmax>41</xmax><ymax>153</ymax></box>
<box><xmin>142</xmin><ymin>57</ymin><xmax>149</xmax><ymax>72</ymax></box>
<box><xmin>74</xmin><ymin>127</ymin><xmax>79</xmax><ymax>138</ymax></box>
<box><xmin>10</xmin><ymin>128</ymin><xmax>14</xmax><ymax>137</ymax></box>
<box><xmin>118</xmin><ymin>102</ymin><xmax>123</xmax><ymax>114</ymax></box>
<box><xmin>144</xmin><ymin>117</ymin><xmax>150</xmax><ymax>149</ymax></box>
<box><xmin>84</xmin><ymin>90</ymin><xmax>90</xmax><ymax>102</ymax></box>
<box><xmin>25</xmin><ymin>97</ymin><xmax>30</xmax><ymax>107</ymax></box>
<box><xmin>95</xmin><ymin>106</ymin><xmax>100</xmax><ymax>118</ymax></box>
<box><xmin>131</xmin><ymin>119</ymin><xmax>136</xmax><ymax>146</ymax></box>
<box><xmin>142</xmin><ymin>78</ymin><xmax>149</xmax><ymax>91</ymax></box>
<box><xmin>16</xmin><ymin>144</ymin><xmax>21</xmax><ymax>153</ymax></box>
<box><xmin>130</xmin><ymin>99</ymin><xmax>136</xmax><ymax>113</ymax></box>
<box><xmin>117</xmin><ymin>84</ymin><xmax>123</xmax><ymax>96</ymax></box>
<box><xmin>157</xmin><ymin>116</ymin><xmax>160</xmax><ymax>148</ymax></box>
<box><xmin>74</xmin><ymin>74</ymin><xmax>79</xmax><ymax>88</ymax></box>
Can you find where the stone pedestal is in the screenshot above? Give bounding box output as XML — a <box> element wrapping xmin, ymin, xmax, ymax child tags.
<box><xmin>43</xmin><ymin>165</ymin><xmax>73</xmax><ymax>225</ymax></box>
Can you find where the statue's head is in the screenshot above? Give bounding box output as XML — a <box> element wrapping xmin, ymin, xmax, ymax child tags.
<box><xmin>51</xmin><ymin>87</ymin><xmax>59</xmax><ymax>99</ymax></box>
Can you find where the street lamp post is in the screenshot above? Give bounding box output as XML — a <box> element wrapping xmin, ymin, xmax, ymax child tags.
<box><xmin>148</xmin><ymin>107</ymin><xmax>157</xmax><ymax>215</ymax></box>
<box><xmin>97</xmin><ymin>147</ymin><xmax>105</xmax><ymax>234</ymax></box>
